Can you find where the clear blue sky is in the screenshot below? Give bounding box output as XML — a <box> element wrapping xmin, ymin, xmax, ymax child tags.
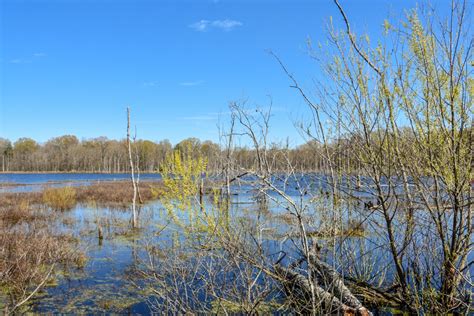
<box><xmin>0</xmin><ymin>0</ymin><xmax>450</xmax><ymax>146</ymax></box>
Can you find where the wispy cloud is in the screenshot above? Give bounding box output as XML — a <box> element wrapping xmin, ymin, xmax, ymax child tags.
<box><xmin>181</xmin><ymin>115</ymin><xmax>217</xmax><ymax>121</ymax></box>
<box><xmin>143</xmin><ymin>81</ymin><xmax>159</xmax><ymax>87</ymax></box>
<box><xmin>179</xmin><ymin>80</ymin><xmax>204</xmax><ymax>87</ymax></box>
<box><xmin>189</xmin><ymin>19</ymin><xmax>242</xmax><ymax>32</ymax></box>
<box><xmin>211</xmin><ymin>19</ymin><xmax>242</xmax><ymax>31</ymax></box>
<box><xmin>190</xmin><ymin>20</ymin><xmax>210</xmax><ymax>32</ymax></box>
<box><xmin>8</xmin><ymin>52</ymin><xmax>47</xmax><ymax>64</ymax></box>
<box><xmin>9</xmin><ymin>58</ymin><xmax>30</xmax><ymax>64</ymax></box>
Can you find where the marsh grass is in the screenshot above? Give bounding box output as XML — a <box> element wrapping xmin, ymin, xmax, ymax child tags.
<box><xmin>43</xmin><ymin>187</ymin><xmax>77</xmax><ymax>211</ymax></box>
<box><xmin>75</xmin><ymin>181</ymin><xmax>159</xmax><ymax>207</ymax></box>
<box><xmin>0</xmin><ymin>226</ymin><xmax>85</xmax><ymax>314</ymax></box>
<box><xmin>1</xmin><ymin>200</ymin><xmax>36</xmax><ymax>225</ymax></box>
<box><xmin>0</xmin><ymin>186</ymin><xmax>88</xmax><ymax>314</ymax></box>
<box><xmin>0</xmin><ymin>181</ymin><xmax>161</xmax><ymax>219</ymax></box>
<box><xmin>0</xmin><ymin>193</ymin><xmax>45</xmax><ymax>226</ymax></box>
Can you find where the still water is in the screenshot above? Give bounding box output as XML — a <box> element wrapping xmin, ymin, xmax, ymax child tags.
<box><xmin>0</xmin><ymin>173</ymin><xmax>162</xmax><ymax>193</ymax></box>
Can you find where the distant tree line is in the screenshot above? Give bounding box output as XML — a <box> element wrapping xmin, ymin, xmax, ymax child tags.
<box><xmin>0</xmin><ymin>135</ymin><xmax>332</xmax><ymax>173</ymax></box>
<box><xmin>1</xmin><ymin>126</ymin><xmax>471</xmax><ymax>174</ymax></box>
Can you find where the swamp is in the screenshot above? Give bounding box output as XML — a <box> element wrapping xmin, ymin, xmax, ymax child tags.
<box><xmin>1</xmin><ymin>0</ymin><xmax>472</xmax><ymax>314</ymax></box>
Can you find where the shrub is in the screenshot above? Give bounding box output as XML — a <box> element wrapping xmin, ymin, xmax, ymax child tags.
<box><xmin>0</xmin><ymin>227</ymin><xmax>84</xmax><ymax>313</ymax></box>
<box><xmin>42</xmin><ymin>186</ymin><xmax>77</xmax><ymax>211</ymax></box>
<box><xmin>160</xmin><ymin>146</ymin><xmax>207</xmax><ymax>212</ymax></box>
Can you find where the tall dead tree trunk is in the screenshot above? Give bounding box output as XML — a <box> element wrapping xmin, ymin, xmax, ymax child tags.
<box><xmin>133</xmin><ymin>129</ymin><xmax>144</xmax><ymax>205</ymax></box>
<box><xmin>127</xmin><ymin>107</ymin><xmax>138</xmax><ymax>228</ymax></box>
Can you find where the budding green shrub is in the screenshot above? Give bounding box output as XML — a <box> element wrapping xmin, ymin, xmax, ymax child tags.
<box><xmin>157</xmin><ymin>146</ymin><xmax>207</xmax><ymax>219</ymax></box>
<box><xmin>156</xmin><ymin>144</ymin><xmax>231</xmax><ymax>238</ymax></box>
<box><xmin>42</xmin><ymin>186</ymin><xmax>77</xmax><ymax>211</ymax></box>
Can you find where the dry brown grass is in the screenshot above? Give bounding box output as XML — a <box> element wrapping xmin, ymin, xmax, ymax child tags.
<box><xmin>0</xmin><ymin>226</ymin><xmax>84</xmax><ymax>313</ymax></box>
<box><xmin>0</xmin><ymin>192</ymin><xmax>43</xmax><ymax>225</ymax></box>
<box><xmin>43</xmin><ymin>187</ymin><xmax>77</xmax><ymax>211</ymax></box>
<box><xmin>0</xmin><ymin>192</ymin><xmax>42</xmax><ymax>209</ymax></box>
<box><xmin>0</xmin><ymin>181</ymin><xmax>161</xmax><ymax>220</ymax></box>
<box><xmin>74</xmin><ymin>181</ymin><xmax>160</xmax><ymax>206</ymax></box>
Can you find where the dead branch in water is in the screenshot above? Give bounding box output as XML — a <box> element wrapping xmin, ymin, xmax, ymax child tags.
<box><xmin>274</xmin><ymin>249</ymin><xmax>373</xmax><ymax>315</ymax></box>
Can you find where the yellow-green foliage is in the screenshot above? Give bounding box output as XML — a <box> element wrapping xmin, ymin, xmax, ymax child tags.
<box><xmin>157</xmin><ymin>146</ymin><xmax>231</xmax><ymax>235</ymax></box>
<box><xmin>159</xmin><ymin>145</ymin><xmax>207</xmax><ymax>217</ymax></box>
<box><xmin>42</xmin><ymin>186</ymin><xmax>77</xmax><ymax>211</ymax></box>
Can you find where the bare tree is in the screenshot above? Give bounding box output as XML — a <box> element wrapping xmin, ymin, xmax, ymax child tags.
<box><xmin>267</xmin><ymin>0</ymin><xmax>472</xmax><ymax>313</ymax></box>
<box><xmin>127</xmin><ymin>107</ymin><xmax>138</xmax><ymax>228</ymax></box>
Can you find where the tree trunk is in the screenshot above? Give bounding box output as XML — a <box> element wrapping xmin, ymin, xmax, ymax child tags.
<box><xmin>127</xmin><ymin>107</ymin><xmax>138</xmax><ymax>228</ymax></box>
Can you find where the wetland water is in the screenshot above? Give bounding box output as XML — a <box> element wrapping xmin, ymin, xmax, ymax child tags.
<box><xmin>0</xmin><ymin>173</ymin><xmax>163</xmax><ymax>193</ymax></box>
<box><xmin>1</xmin><ymin>173</ymin><xmax>296</xmax><ymax>313</ymax></box>
<box><xmin>1</xmin><ymin>173</ymin><xmax>471</xmax><ymax>314</ymax></box>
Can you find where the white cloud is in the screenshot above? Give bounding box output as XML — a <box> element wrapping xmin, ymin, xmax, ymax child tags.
<box><xmin>189</xmin><ymin>19</ymin><xmax>242</xmax><ymax>32</ymax></box>
<box><xmin>211</xmin><ymin>19</ymin><xmax>242</xmax><ymax>31</ymax></box>
<box><xmin>179</xmin><ymin>80</ymin><xmax>204</xmax><ymax>86</ymax></box>
<box><xmin>189</xmin><ymin>20</ymin><xmax>211</xmax><ymax>32</ymax></box>
<box><xmin>33</xmin><ymin>52</ymin><xmax>47</xmax><ymax>57</ymax></box>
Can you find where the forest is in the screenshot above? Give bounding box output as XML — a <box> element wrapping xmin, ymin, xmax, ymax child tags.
<box><xmin>0</xmin><ymin>135</ymin><xmax>360</xmax><ymax>173</ymax></box>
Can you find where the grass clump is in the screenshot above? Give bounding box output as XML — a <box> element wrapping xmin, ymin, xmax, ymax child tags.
<box><xmin>76</xmin><ymin>181</ymin><xmax>158</xmax><ymax>207</ymax></box>
<box><xmin>0</xmin><ymin>192</ymin><xmax>45</xmax><ymax>225</ymax></box>
<box><xmin>43</xmin><ymin>186</ymin><xmax>77</xmax><ymax>211</ymax></box>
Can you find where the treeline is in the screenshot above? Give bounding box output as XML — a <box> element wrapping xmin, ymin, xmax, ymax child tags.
<box><xmin>0</xmin><ymin>135</ymin><xmax>335</xmax><ymax>173</ymax></box>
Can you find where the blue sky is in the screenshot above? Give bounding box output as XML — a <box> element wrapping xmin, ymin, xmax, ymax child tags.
<box><xmin>0</xmin><ymin>0</ymin><xmax>450</xmax><ymax>146</ymax></box>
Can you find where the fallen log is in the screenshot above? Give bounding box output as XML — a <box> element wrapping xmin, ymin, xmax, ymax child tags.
<box><xmin>345</xmin><ymin>279</ymin><xmax>404</xmax><ymax>308</ymax></box>
<box><xmin>274</xmin><ymin>264</ymin><xmax>362</xmax><ymax>315</ymax></box>
<box><xmin>308</xmin><ymin>253</ymin><xmax>371</xmax><ymax>315</ymax></box>
<box><xmin>274</xmin><ymin>250</ymin><xmax>372</xmax><ymax>315</ymax></box>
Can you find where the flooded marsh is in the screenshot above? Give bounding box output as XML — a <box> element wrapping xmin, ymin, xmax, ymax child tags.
<box><xmin>0</xmin><ymin>173</ymin><xmax>472</xmax><ymax>314</ymax></box>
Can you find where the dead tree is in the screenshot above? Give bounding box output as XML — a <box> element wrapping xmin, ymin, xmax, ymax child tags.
<box><xmin>274</xmin><ymin>258</ymin><xmax>372</xmax><ymax>315</ymax></box>
<box><xmin>127</xmin><ymin>107</ymin><xmax>138</xmax><ymax>228</ymax></box>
